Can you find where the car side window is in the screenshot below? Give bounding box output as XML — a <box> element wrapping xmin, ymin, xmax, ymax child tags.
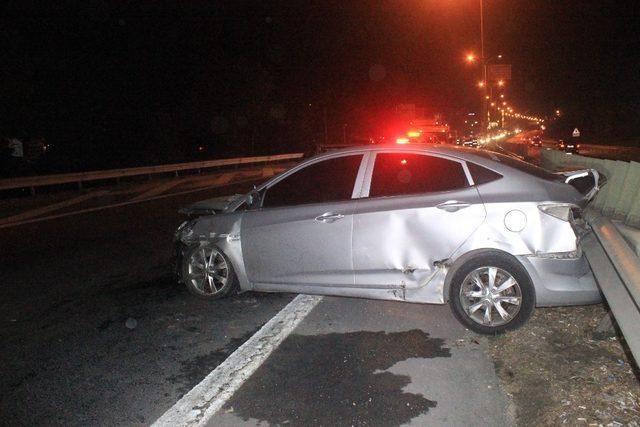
<box><xmin>369</xmin><ymin>153</ymin><xmax>468</xmax><ymax>197</ymax></box>
<box><xmin>262</xmin><ymin>154</ymin><xmax>364</xmax><ymax>208</ymax></box>
<box><xmin>466</xmin><ymin>162</ymin><xmax>503</xmax><ymax>185</ymax></box>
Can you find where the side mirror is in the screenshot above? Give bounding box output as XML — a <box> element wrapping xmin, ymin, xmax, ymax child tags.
<box><xmin>247</xmin><ymin>186</ymin><xmax>262</xmax><ymax>209</ymax></box>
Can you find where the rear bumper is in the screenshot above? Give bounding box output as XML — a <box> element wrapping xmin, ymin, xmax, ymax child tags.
<box><xmin>517</xmin><ymin>253</ymin><xmax>602</xmax><ymax>306</ymax></box>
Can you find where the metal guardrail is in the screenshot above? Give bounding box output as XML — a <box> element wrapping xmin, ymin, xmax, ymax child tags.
<box><xmin>540</xmin><ymin>148</ymin><xmax>640</xmax><ymax>227</ymax></box>
<box><xmin>583</xmin><ymin>210</ymin><xmax>640</xmax><ymax>362</ymax></box>
<box><xmin>498</xmin><ymin>144</ymin><xmax>640</xmax><ymax>362</ymax></box>
<box><xmin>0</xmin><ymin>153</ymin><xmax>304</xmax><ymax>194</ymax></box>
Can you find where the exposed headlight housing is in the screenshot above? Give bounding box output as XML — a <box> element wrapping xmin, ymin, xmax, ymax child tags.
<box><xmin>175</xmin><ymin>219</ymin><xmax>197</xmax><ymax>243</ymax></box>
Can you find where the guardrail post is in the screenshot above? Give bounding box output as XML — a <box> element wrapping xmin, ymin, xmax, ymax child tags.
<box><xmin>78</xmin><ymin>181</ymin><xmax>83</xmax><ymax>191</ymax></box>
<box><xmin>30</xmin><ymin>186</ymin><xmax>36</xmax><ymax>196</ymax></box>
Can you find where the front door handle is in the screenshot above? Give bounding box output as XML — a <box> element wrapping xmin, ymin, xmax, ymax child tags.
<box><xmin>436</xmin><ymin>200</ymin><xmax>471</xmax><ymax>212</ymax></box>
<box><xmin>315</xmin><ymin>212</ymin><xmax>345</xmax><ymax>223</ymax></box>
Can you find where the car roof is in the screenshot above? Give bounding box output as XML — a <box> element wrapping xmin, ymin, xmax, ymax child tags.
<box><xmin>313</xmin><ymin>143</ymin><xmax>492</xmax><ymax>162</ymax></box>
<box><xmin>309</xmin><ymin>144</ymin><xmax>554</xmax><ymax>179</ymax></box>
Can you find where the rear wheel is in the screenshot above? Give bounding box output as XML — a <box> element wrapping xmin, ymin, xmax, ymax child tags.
<box><xmin>450</xmin><ymin>253</ymin><xmax>535</xmax><ymax>334</ymax></box>
<box><xmin>182</xmin><ymin>243</ymin><xmax>237</xmax><ymax>299</ymax></box>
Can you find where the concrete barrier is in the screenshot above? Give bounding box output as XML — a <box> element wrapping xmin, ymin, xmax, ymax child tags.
<box><xmin>540</xmin><ymin>149</ymin><xmax>640</xmax><ymax>227</ymax></box>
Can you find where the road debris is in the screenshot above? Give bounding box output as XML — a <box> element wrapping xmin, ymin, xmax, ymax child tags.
<box><xmin>489</xmin><ymin>304</ymin><xmax>640</xmax><ymax>425</ymax></box>
<box><xmin>125</xmin><ymin>317</ymin><xmax>138</xmax><ymax>329</ymax></box>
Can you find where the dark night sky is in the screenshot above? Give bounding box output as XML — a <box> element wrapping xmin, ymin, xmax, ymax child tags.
<box><xmin>1</xmin><ymin>1</ymin><xmax>639</xmax><ymax>172</ymax></box>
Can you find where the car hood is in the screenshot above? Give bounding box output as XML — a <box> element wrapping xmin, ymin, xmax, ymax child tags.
<box><xmin>179</xmin><ymin>193</ymin><xmax>244</xmax><ymax>216</ymax></box>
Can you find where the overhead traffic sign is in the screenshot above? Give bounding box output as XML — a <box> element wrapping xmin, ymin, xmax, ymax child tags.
<box><xmin>572</xmin><ymin>128</ymin><xmax>581</xmax><ymax>137</ymax></box>
<box><xmin>487</xmin><ymin>64</ymin><xmax>512</xmax><ymax>81</ymax></box>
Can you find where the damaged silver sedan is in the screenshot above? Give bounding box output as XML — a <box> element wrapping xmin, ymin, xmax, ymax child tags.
<box><xmin>175</xmin><ymin>145</ymin><xmax>602</xmax><ymax>334</ymax></box>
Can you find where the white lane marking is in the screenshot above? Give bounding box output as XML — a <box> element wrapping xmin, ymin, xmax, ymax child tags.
<box><xmin>0</xmin><ymin>190</ymin><xmax>108</xmax><ymax>225</ymax></box>
<box><xmin>0</xmin><ymin>176</ymin><xmax>260</xmax><ymax>230</ymax></box>
<box><xmin>152</xmin><ymin>294</ymin><xmax>323</xmax><ymax>427</ymax></box>
<box><xmin>130</xmin><ymin>178</ymin><xmax>188</xmax><ymax>201</ymax></box>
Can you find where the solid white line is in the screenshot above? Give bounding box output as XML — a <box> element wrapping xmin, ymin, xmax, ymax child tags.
<box><xmin>152</xmin><ymin>294</ymin><xmax>323</xmax><ymax>427</ymax></box>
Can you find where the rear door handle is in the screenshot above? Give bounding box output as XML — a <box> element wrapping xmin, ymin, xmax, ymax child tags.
<box><xmin>315</xmin><ymin>212</ymin><xmax>345</xmax><ymax>223</ymax></box>
<box><xmin>436</xmin><ymin>200</ymin><xmax>471</xmax><ymax>212</ymax></box>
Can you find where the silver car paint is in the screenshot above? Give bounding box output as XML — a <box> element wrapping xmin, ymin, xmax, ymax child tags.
<box><xmin>176</xmin><ymin>145</ymin><xmax>601</xmax><ymax>306</ymax></box>
<box><xmin>242</xmin><ymin>199</ymin><xmax>357</xmax><ymax>286</ymax></box>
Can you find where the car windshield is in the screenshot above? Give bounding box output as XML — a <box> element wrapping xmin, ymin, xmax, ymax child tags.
<box><xmin>473</xmin><ymin>150</ymin><xmax>561</xmax><ymax>181</ymax></box>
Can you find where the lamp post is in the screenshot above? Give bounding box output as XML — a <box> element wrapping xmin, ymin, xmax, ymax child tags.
<box><xmin>480</xmin><ymin>0</ymin><xmax>486</xmax><ymax>135</ymax></box>
<box><xmin>468</xmin><ymin>53</ymin><xmax>504</xmax><ymax>136</ymax></box>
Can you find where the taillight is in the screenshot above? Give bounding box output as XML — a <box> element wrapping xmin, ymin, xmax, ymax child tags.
<box><xmin>538</xmin><ymin>203</ymin><xmax>578</xmax><ymax>221</ymax></box>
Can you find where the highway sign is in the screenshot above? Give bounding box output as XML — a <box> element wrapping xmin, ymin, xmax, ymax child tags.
<box><xmin>488</xmin><ymin>64</ymin><xmax>512</xmax><ymax>81</ymax></box>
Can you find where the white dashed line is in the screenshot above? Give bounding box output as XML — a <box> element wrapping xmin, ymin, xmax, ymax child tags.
<box><xmin>152</xmin><ymin>294</ymin><xmax>322</xmax><ymax>427</ymax></box>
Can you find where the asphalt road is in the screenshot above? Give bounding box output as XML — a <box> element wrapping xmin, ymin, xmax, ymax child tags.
<box><xmin>209</xmin><ymin>297</ymin><xmax>513</xmax><ymax>426</ymax></box>
<box><xmin>0</xmin><ymin>180</ymin><xmax>294</xmax><ymax>426</ymax></box>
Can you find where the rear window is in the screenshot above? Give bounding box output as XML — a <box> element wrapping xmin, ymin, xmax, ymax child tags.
<box><xmin>472</xmin><ymin>150</ymin><xmax>561</xmax><ymax>181</ymax></box>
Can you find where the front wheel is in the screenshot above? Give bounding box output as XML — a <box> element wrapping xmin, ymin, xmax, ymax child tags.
<box><xmin>449</xmin><ymin>253</ymin><xmax>535</xmax><ymax>334</ymax></box>
<box><xmin>182</xmin><ymin>243</ymin><xmax>238</xmax><ymax>299</ymax></box>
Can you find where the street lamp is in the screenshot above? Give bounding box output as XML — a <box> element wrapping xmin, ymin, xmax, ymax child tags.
<box><xmin>465</xmin><ymin>1</ymin><xmax>509</xmax><ymax>136</ymax></box>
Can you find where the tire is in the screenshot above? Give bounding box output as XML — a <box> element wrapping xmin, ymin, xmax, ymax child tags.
<box><xmin>449</xmin><ymin>252</ymin><xmax>535</xmax><ymax>335</ymax></box>
<box><xmin>182</xmin><ymin>243</ymin><xmax>238</xmax><ymax>299</ymax></box>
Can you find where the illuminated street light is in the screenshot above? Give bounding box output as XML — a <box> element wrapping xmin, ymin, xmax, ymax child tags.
<box><xmin>466</xmin><ymin>53</ymin><xmax>476</xmax><ymax>62</ymax></box>
<box><xmin>497</xmin><ymin>80</ymin><xmax>505</xmax><ymax>87</ymax></box>
<box><xmin>500</xmin><ymin>94</ymin><xmax>505</xmax><ymax>98</ymax></box>
<box><xmin>478</xmin><ymin>81</ymin><xmax>485</xmax><ymax>88</ymax></box>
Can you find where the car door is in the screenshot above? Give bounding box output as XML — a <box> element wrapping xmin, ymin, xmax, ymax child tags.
<box><xmin>352</xmin><ymin>151</ymin><xmax>486</xmax><ymax>288</ymax></box>
<box><xmin>242</xmin><ymin>153</ymin><xmax>367</xmax><ymax>287</ymax></box>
